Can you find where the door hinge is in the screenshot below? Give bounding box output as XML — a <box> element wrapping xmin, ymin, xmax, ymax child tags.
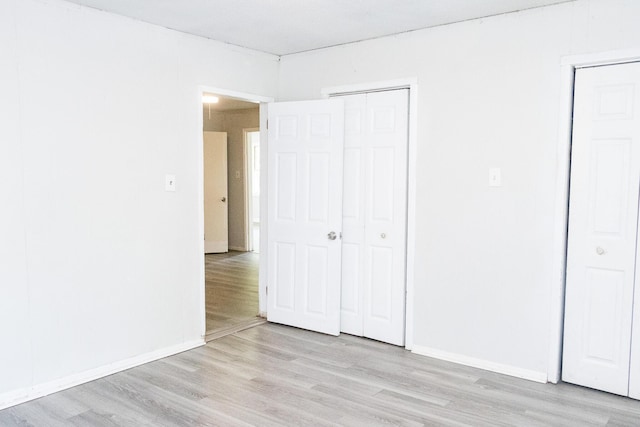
<box><xmin>266</xmin><ymin>285</ymin><xmax>268</xmax><ymax>296</ymax></box>
<box><xmin>266</xmin><ymin>120</ymin><xmax>269</xmax><ymax>130</ymax></box>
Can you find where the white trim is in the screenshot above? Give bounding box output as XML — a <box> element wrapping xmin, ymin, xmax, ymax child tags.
<box><xmin>243</xmin><ymin>127</ymin><xmax>260</xmax><ymax>252</ymax></box>
<box><xmin>561</xmin><ymin>48</ymin><xmax>640</xmax><ymax>69</ymax></box>
<box><xmin>549</xmin><ymin>49</ymin><xmax>640</xmax><ymax>384</ymax></box>
<box><xmin>547</xmin><ymin>64</ymin><xmax>575</xmax><ymax>384</ymax></box>
<box><xmin>258</xmin><ymin>102</ymin><xmax>269</xmax><ymax>315</ymax></box>
<box><xmin>412</xmin><ymin>345</ymin><xmax>547</xmax><ymax>384</ymax></box>
<box><xmin>0</xmin><ymin>339</ymin><xmax>204</xmax><ymax>411</ymax></box>
<box><xmin>198</xmin><ymin>86</ymin><xmax>274</xmax><ymax>328</ymax></box>
<box><xmin>322</xmin><ymin>77</ymin><xmax>418</xmax><ymax>350</ymax></box>
<box><xmin>199</xmin><ymin>86</ymin><xmax>274</xmax><ymax>104</ymax></box>
<box><xmin>321</xmin><ymin>78</ymin><xmax>416</xmax><ymax>97</ymax></box>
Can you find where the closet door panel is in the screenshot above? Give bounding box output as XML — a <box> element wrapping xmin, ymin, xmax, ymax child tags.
<box><xmin>563</xmin><ymin>62</ymin><xmax>640</xmax><ymax>397</ymax></box>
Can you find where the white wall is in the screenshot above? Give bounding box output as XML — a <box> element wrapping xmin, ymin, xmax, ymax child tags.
<box><xmin>0</xmin><ymin>0</ymin><xmax>277</xmax><ymax>407</ymax></box>
<box><xmin>277</xmin><ymin>0</ymin><xmax>640</xmax><ymax>379</ymax></box>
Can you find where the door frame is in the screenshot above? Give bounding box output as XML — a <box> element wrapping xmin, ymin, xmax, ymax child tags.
<box><xmin>243</xmin><ymin>127</ymin><xmax>260</xmax><ymax>252</ymax></box>
<box><xmin>197</xmin><ymin>86</ymin><xmax>273</xmax><ymax>336</ymax></box>
<box><xmin>321</xmin><ymin>78</ymin><xmax>418</xmax><ymax>350</ymax></box>
<box><xmin>549</xmin><ymin>49</ymin><xmax>640</xmax><ymax>383</ymax></box>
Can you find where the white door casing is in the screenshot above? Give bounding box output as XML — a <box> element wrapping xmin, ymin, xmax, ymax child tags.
<box><xmin>203</xmin><ymin>131</ymin><xmax>228</xmax><ymax>253</ymax></box>
<box><xmin>266</xmin><ymin>99</ymin><xmax>344</xmax><ymax>336</ymax></box>
<box><xmin>340</xmin><ymin>89</ymin><xmax>409</xmax><ymax>346</ymax></box>
<box><xmin>563</xmin><ymin>62</ymin><xmax>640</xmax><ymax>397</ymax></box>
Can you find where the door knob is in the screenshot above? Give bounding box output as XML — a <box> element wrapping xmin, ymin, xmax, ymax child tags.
<box><xmin>327</xmin><ymin>231</ymin><xmax>337</xmax><ymax>240</ymax></box>
<box><xmin>221</xmin><ymin>197</ymin><xmax>226</xmax><ymax>202</ymax></box>
<box><xmin>380</xmin><ymin>233</ymin><xmax>386</xmax><ymax>239</ymax></box>
<box><xmin>596</xmin><ymin>246</ymin><xmax>605</xmax><ymax>255</ymax></box>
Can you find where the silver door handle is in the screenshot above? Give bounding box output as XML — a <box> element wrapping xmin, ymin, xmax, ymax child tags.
<box><xmin>221</xmin><ymin>197</ymin><xmax>226</xmax><ymax>202</ymax></box>
<box><xmin>327</xmin><ymin>231</ymin><xmax>337</xmax><ymax>240</ymax></box>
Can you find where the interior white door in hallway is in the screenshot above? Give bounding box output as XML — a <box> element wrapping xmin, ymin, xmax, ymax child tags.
<box><xmin>203</xmin><ymin>131</ymin><xmax>229</xmax><ymax>253</ymax></box>
<box><xmin>266</xmin><ymin>99</ymin><xmax>345</xmax><ymax>335</ymax></box>
<box><xmin>563</xmin><ymin>62</ymin><xmax>640</xmax><ymax>399</ymax></box>
<box><xmin>338</xmin><ymin>89</ymin><xmax>409</xmax><ymax>346</ymax></box>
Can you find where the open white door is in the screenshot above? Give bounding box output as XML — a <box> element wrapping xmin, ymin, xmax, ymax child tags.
<box><xmin>563</xmin><ymin>62</ymin><xmax>640</xmax><ymax>397</ymax></box>
<box><xmin>203</xmin><ymin>131</ymin><xmax>228</xmax><ymax>253</ymax></box>
<box><xmin>267</xmin><ymin>99</ymin><xmax>344</xmax><ymax>335</ymax></box>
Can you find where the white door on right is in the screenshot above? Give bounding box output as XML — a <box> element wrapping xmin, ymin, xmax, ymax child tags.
<box><xmin>563</xmin><ymin>62</ymin><xmax>640</xmax><ymax>397</ymax></box>
<box><xmin>340</xmin><ymin>89</ymin><xmax>409</xmax><ymax>346</ymax></box>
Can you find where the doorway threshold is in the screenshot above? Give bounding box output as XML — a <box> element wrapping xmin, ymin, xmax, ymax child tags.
<box><xmin>204</xmin><ymin>317</ymin><xmax>267</xmax><ymax>342</ymax></box>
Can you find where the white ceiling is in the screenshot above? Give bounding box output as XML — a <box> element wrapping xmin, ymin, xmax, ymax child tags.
<box><xmin>65</xmin><ymin>0</ymin><xmax>574</xmax><ymax>56</ymax></box>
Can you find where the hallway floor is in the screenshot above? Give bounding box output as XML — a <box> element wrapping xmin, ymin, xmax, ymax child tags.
<box><xmin>205</xmin><ymin>251</ymin><xmax>260</xmax><ymax>334</ymax></box>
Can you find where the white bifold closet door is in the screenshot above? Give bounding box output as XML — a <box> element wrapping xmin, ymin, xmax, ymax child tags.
<box><xmin>563</xmin><ymin>62</ymin><xmax>640</xmax><ymax>399</ymax></box>
<box><xmin>339</xmin><ymin>89</ymin><xmax>409</xmax><ymax>346</ymax></box>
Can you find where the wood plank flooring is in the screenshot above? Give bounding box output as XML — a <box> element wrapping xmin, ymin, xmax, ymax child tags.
<box><xmin>2</xmin><ymin>323</ymin><xmax>640</xmax><ymax>426</ymax></box>
<box><xmin>205</xmin><ymin>251</ymin><xmax>260</xmax><ymax>334</ymax></box>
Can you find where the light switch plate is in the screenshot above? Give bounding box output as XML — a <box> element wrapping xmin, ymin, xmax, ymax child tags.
<box><xmin>165</xmin><ymin>174</ymin><xmax>176</xmax><ymax>192</ymax></box>
<box><xmin>489</xmin><ymin>168</ymin><xmax>501</xmax><ymax>187</ymax></box>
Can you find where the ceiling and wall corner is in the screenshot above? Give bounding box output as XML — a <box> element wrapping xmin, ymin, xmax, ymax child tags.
<box><xmin>61</xmin><ymin>0</ymin><xmax>575</xmax><ymax>56</ymax></box>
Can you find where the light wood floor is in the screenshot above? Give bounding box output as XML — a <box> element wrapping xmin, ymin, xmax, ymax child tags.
<box><xmin>2</xmin><ymin>323</ymin><xmax>640</xmax><ymax>426</ymax></box>
<box><xmin>205</xmin><ymin>251</ymin><xmax>260</xmax><ymax>335</ymax></box>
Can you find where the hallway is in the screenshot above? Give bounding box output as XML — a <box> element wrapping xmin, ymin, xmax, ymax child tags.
<box><xmin>205</xmin><ymin>251</ymin><xmax>261</xmax><ymax>337</ymax></box>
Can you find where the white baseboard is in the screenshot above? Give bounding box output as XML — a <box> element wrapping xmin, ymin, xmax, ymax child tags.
<box><xmin>0</xmin><ymin>338</ymin><xmax>205</xmax><ymax>411</ymax></box>
<box><xmin>204</xmin><ymin>240</ymin><xmax>228</xmax><ymax>253</ymax></box>
<box><xmin>411</xmin><ymin>345</ymin><xmax>548</xmax><ymax>383</ymax></box>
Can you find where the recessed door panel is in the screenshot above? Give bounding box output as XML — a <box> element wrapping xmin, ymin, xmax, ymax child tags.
<box><xmin>341</xmin><ymin>243</ymin><xmax>360</xmax><ymax>315</ymax></box>
<box><xmin>274</xmin><ymin>242</ymin><xmax>296</xmax><ymax>311</ymax></box>
<box><xmin>590</xmin><ymin>140</ymin><xmax>630</xmax><ymax>235</ymax></box>
<box><xmin>370</xmin><ymin>147</ymin><xmax>395</xmax><ymax>222</ymax></box>
<box><xmin>276</xmin><ymin>153</ymin><xmax>297</xmax><ymax>221</ymax></box>
<box><xmin>595</xmin><ymin>84</ymin><xmax>634</xmax><ymax>120</ymax></box>
<box><xmin>369</xmin><ymin>246</ymin><xmax>393</xmax><ymax>320</ymax></box>
<box><xmin>343</xmin><ymin>148</ymin><xmax>362</xmax><ymax>221</ymax></box>
<box><xmin>583</xmin><ymin>268</ymin><xmax>625</xmax><ymax>364</ymax></box>
<box><xmin>277</xmin><ymin>116</ymin><xmax>298</xmax><ymax>138</ymax></box>
<box><xmin>307</xmin><ymin>153</ymin><xmax>330</xmax><ymax>223</ymax></box>
<box><xmin>563</xmin><ymin>62</ymin><xmax>640</xmax><ymax>397</ymax></box>
<box><xmin>305</xmin><ymin>245</ymin><xmax>328</xmax><ymax>315</ymax></box>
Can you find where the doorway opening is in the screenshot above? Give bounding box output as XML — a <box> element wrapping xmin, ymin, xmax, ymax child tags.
<box><xmin>201</xmin><ymin>91</ymin><xmax>265</xmax><ymax>339</ymax></box>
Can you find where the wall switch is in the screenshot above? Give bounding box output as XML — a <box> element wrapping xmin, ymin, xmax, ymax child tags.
<box><xmin>489</xmin><ymin>168</ymin><xmax>502</xmax><ymax>187</ymax></box>
<box><xmin>165</xmin><ymin>174</ymin><xmax>176</xmax><ymax>192</ymax></box>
